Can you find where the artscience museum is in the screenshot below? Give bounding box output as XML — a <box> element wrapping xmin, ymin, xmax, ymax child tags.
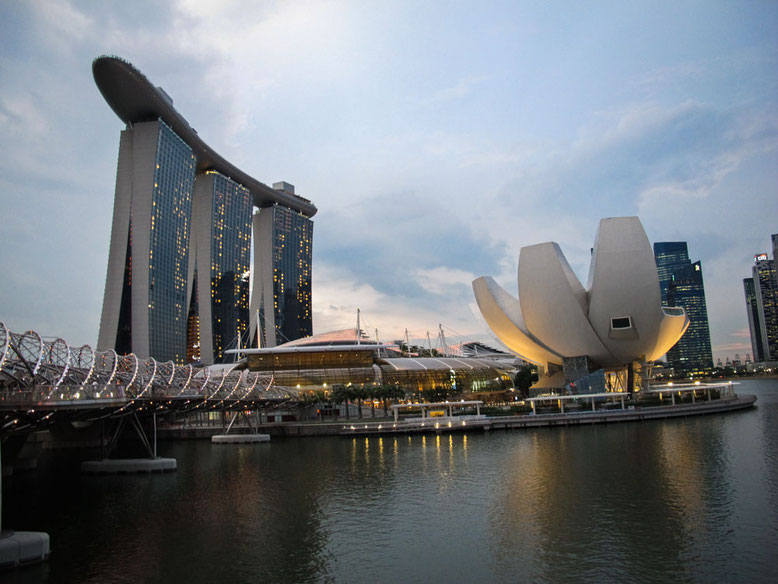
<box><xmin>473</xmin><ymin>217</ymin><xmax>689</xmax><ymax>394</ymax></box>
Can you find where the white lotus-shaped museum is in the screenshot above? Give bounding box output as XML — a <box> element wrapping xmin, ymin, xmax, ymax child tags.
<box><xmin>472</xmin><ymin>217</ymin><xmax>689</xmax><ymax>371</ymax></box>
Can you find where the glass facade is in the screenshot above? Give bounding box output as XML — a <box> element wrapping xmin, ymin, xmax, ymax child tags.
<box><xmin>654</xmin><ymin>242</ymin><xmax>689</xmax><ymax>302</ymax></box>
<box><xmin>246</xmin><ymin>349</ymin><xmax>513</xmax><ymax>396</ymax></box>
<box><xmin>752</xmin><ymin>257</ymin><xmax>778</xmax><ymax>361</ymax></box>
<box><xmin>654</xmin><ymin>242</ymin><xmax>713</xmax><ymax>375</ymax></box>
<box><xmin>186</xmin><ymin>273</ymin><xmax>200</xmax><ymax>363</ymax></box>
<box><xmin>147</xmin><ymin>121</ymin><xmax>196</xmax><ymax>364</ymax></box>
<box><xmin>743</xmin><ymin>277</ymin><xmax>765</xmax><ymax>361</ymax></box>
<box><xmin>208</xmin><ymin>174</ymin><xmax>252</xmax><ymax>362</ymax></box>
<box><xmin>115</xmin><ymin>234</ymin><xmax>133</xmax><ymax>355</ymax></box>
<box><xmin>262</xmin><ymin>206</ymin><xmax>313</xmax><ymax>345</ymax></box>
<box><xmin>379</xmin><ymin>358</ymin><xmax>513</xmax><ymax>399</ymax></box>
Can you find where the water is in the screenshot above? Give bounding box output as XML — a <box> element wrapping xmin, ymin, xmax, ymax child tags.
<box><xmin>4</xmin><ymin>379</ymin><xmax>778</xmax><ymax>583</ymax></box>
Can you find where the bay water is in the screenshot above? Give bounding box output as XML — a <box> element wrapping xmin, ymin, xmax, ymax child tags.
<box><xmin>4</xmin><ymin>378</ymin><xmax>777</xmax><ymax>583</ymax></box>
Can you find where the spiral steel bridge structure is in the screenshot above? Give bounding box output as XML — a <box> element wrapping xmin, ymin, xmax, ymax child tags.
<box><xmin>0</xmin><ymin>322</ymin><xmax>297</xmax><ymax>435</ymax></box>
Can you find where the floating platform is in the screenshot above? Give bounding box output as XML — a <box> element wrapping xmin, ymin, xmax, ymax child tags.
<box><xmin>0</xmin><ymin>530</ymin><xmax>50</xmax><ymax>569</ymax></box>
<box><xmin>211</xmin><ymin>434</ymin><xmax>270</xmax><ymax>444</ymax></box>
<box><xmin>81</xmin><ymin>458</ymin><xmax>177</xmax><ymax>474</ymax></box>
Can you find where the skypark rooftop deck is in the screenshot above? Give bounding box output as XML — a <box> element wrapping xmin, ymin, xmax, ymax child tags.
<box><xmin>92</xmin><ymin>56</ymin><xmax>317</xmax><ymax>217</ymax></box>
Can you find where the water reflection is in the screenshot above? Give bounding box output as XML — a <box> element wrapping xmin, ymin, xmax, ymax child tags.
<box><xmin>3</xmin><ymin>380</ymin><xmax>777</xmax><ymax>583</ymax></box>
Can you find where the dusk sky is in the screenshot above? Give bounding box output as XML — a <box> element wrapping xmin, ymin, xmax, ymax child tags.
<box><xmin>1</xmin><ymin>1</ymin><xmax>776</xmax><ymax>362</ymax></box>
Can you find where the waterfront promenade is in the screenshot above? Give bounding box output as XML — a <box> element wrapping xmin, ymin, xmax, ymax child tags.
<box><xmin>155</xmin><ymin>382</ymin><xmax>755</xmax><ymax>439</ymax></box>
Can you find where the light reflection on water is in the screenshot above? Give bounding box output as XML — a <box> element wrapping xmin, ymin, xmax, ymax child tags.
<box><xmin>4</xmin><ymin>379</ymin><xmax>778</xmax><ymax>583</ymax></box>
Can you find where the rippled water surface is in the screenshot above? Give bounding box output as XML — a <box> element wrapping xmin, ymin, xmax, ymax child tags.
<box><xmin>4</xmin><ymin>379</ymin><xmax>778</xmax><ymax>583</ymax></box>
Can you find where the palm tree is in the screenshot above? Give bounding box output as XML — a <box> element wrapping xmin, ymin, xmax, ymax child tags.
<box><xmin>331</xmin><ymin>384</ymin><xmax>350</xmax><ymax>420</ymax></box>
<box><xmin>362</xmin><ymin>385</ymin><xmax>376</xmax><ymax>418</ymax></box>
<box><xmin>352</xmin><ymin>386</ymin><xmax>368</xmax><ymax>418</ymax></box>
<box><xmin>376</xmin><ymin>384</ymin><xmax>405</xmax><ymax>417</ymax></box>
<box><xmin>373</xmin><ymin>385</ymin><xmax>389</xmax><ymax>417</ymax></box>
<box><xmin>311</xmin><ymin>389</ymin><xmax>328</xmax><ymax>420</ymax></box>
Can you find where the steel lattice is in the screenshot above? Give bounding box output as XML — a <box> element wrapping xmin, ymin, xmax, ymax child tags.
<box><xmin>0</xmin><ymin>324</ymin><xmax>297</xmax><ymax>425</ymax></box>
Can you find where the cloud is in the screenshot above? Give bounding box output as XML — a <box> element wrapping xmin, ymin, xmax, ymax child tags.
<box><xmin>315</xmin><ymin>188</ymin><xmax>508</xmax><ymax>302</ymax></box>
<box><xmin>0</xmin><ymin>95</ymin><xmax>49</xmax><ymax>138</ymax></box>
<box><xmin>422</xmin><ymin>76</ymin><xmax>489</xmax><ymax>105</ymax></box>
<box><xmin>414</xmin><ymin>266</ymin><xmax>476</xmax><ymax>295</ymax></box>
<box><xmin>313</xmin><ymin>261</ymin><xmax>477</xmax><ymax>343</ymax></box>
<box><xmin>29</xmin><ymin>0</ymin><xmax>94</xmax><ymax>46</ymax></box>
<box><xmin>0</xmin><ymin>0</ymin><xmax>776</xmax><ymax>361</ymax></box>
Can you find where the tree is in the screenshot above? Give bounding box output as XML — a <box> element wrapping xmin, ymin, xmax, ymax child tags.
<box><xmin>331</xmin><ymin>384</ymin><xmax>350</xmax><ymax>419</ymax></box>
<box><xmin>373</xmin><ymin>385</ymin><xmax>389</xmax><ymax>416</ymax></box>
<box><xmin>352</xmin><ymin>386</ymin><xmax>368</xmax><ymax>418</ymax></box>
<box><xmin>379</xmin><ymin>384</ymin><xmax>406</xmax><ymax>416</ymax></box>
<box><xmin>427</xmin><ymin>386</ymin><xmax>451</xmax><ymax>402</ymax></box>
<box><xmin>363</xmin><ymin>385</ymin><xmax>378</xmax><ymax>418</ymax></box>
<box><xmin>514</xmin><ymin>365</ymin><xmax>534</xmax><ymax>398</ymax></box>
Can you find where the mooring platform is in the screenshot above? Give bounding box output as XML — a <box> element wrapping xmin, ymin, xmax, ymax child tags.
<box><xmin>0</xmin><ymin>530</ymin><xmax>50</xmax><ymax>569</ymax></box>
<box><xmin>81</xmin><ymin>457</ymin><xmax>177</xmax><ymax>474</ymax></box>
<box><xmin>211</xmin><ymin>434</ymin><xmax>270</xmax><ymax>444</ymax></box>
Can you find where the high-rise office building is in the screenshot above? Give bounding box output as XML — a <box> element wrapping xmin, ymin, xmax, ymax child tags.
<box><xmin>654</xmin><ymin>242</ymin><xmax>713</xmax><ymax>374</ymax></box>
<box><xmin>773</xmin><ymin>234</ymin><xmax>778</xmax><ymax>265</ymax></box>
<box><xmin>93</xmin><ymin>56</ymin><xmax>316</xmax><ymax>364</ymax></box>
<box><xmin>744</xmin><ymin>242</ymin><xmax>778</xmax><ymax>362</ymax></box>
<box><xmin>743</xmin><ymin>277</ymin><xmax>766</xmax><ymax>361</ymax></box>
<box><xmin>250</xmin><ymin>182</ymin><xmax>313</xmax><ymax>347</ymax></box>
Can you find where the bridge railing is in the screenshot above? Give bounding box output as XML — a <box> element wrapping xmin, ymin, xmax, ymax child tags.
<box><xmin>0</xmin><ymin>384</ymin><xmax>127</xmax><ymax>405</ymax></box>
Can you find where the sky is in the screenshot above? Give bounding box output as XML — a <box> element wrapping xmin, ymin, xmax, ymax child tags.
<box><xmin>0</xmin><ymin>0</ymin><xmax>776</xmax><ymax>362</ymax></box>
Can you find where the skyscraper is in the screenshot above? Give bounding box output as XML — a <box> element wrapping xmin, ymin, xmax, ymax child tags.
<box><xmin>250</xmin><ymin>182</ymin><xmax>313</xmax><ymax>347</ymax></box>
<box><xmin>98</xmin><ymin>119</ymin><xmax>196</xmax><ymax>363</ymax></box>
<box><xmin>743</xmin><ymin>276</ymin><xmax>765</xmax><ymax>361</ymax></box>
<box><xmin>654</xmin><ymin>242</ymin><xmax>713</xmax><ymax>375</ymax></box>
<box><xmin>93</xmin><ymin>56</ymin><xmax>316</xmax><ymax>364</ymax></box>
<box><xmin>744</xmin><ymin>243</ymin><xmax>778</xmax><ymax>362</ymax></box>
<box><xmin>189</xmin><ymin>172</ymin><xmax>253</xmax><ymax>363</ymax></box>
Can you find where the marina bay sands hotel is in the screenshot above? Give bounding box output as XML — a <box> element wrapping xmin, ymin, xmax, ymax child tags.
<box><xmin>93</xmin><ymin>56</ymin><xmax>315</xmax><ymax>365</ymax></box>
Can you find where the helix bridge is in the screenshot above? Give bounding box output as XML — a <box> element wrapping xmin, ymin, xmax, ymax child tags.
<box><xmin>0</xmin><ymin>321</ymin><xmax>297</xmax><ymax>435</ymax></box>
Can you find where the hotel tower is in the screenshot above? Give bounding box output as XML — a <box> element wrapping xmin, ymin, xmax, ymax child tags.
<box><xmin>93</xmin><ymin>56</ymin><xmax>316</xmax><ymax>364</ymax></box>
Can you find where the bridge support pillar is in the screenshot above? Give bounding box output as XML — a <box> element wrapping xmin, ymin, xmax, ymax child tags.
<box><xmin>211</xmin><ymin>410</ymin><xmax>270</xmax><ymax>444</ymax></box>
<box><xmin>81</xmin><ymin>413</ymin><xmax>176</xmax><ymax>474</ymax></box>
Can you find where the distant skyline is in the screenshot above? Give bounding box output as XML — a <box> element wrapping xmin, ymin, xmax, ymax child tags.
<box><xmin>1</xmin><ymin>1</ymin><xmax>776</xmax><ymax>362</ymax></box>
